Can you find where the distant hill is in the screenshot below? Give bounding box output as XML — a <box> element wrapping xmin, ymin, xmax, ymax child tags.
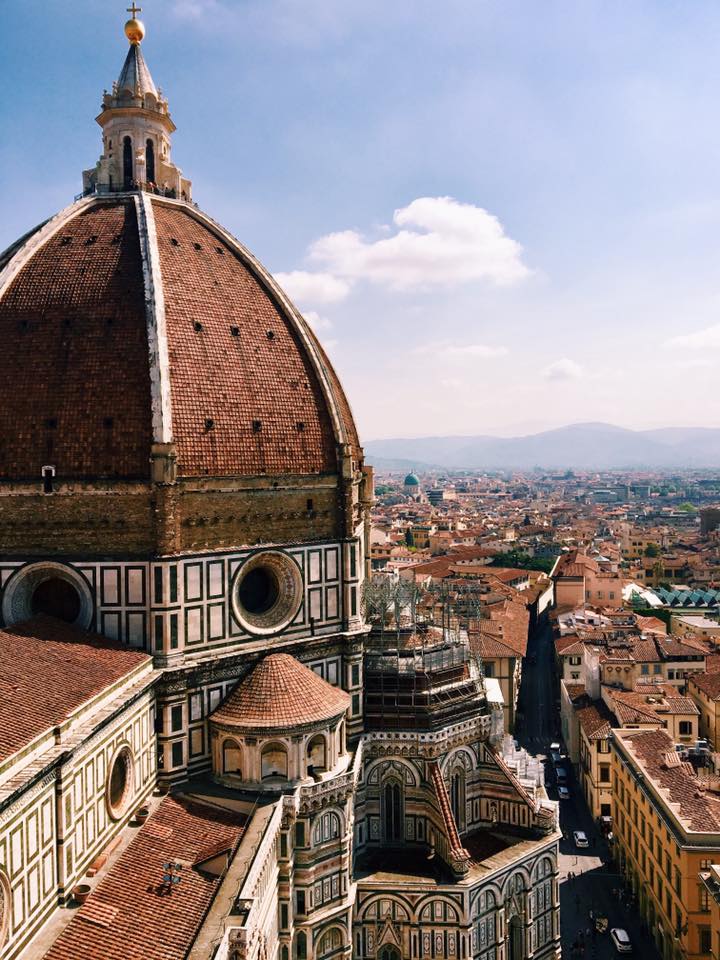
<box><xmin>364</xmin><ymin>422</ymin><xmax>720</xmax><ymax>470</ymax></box>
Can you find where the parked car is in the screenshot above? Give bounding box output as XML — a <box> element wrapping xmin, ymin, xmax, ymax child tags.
<box><xmin>556</xmin><ymin>767</ymin><xmax>568</xmax><ymax>785</ymax></box>
<box><xmin>550</xmin><ymin>742</ymin><xmax>561</xmax><ymax>753</ymax></box>
<box><xmin>573</xmin><ymin>830</ymin><xmax>589</xmax><ymax>848</ymax></box>
<box><xmin>550</xmin><ymin>751</ymin><xmax>562</xmax><ymax>766</ymax></box>
<box><xmin>558</xmin><ymin>786</ymin><xmax>570</xmax><ymax>800</ymax></box>
<box><xmin>610</xmin><ymin>928</ymin><xmax>632</xmax><ymax>953</ymax></box>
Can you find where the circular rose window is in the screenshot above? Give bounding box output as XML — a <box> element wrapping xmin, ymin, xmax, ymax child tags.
<box><xmin>232</xmin><ymin>552</ymin><xmax>303</xmax><ymax>636</ymax></box>
<box><xmin>106</xmin><ymin>745</ymin><xmax>135</xmax><ymax>821</ymax></box>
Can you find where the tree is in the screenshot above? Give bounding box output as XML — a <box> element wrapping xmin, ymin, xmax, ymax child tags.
<box><xmin>644</xmin><ymin>543</ymin><xmax>660</xmax><ymax>558</ymax></box>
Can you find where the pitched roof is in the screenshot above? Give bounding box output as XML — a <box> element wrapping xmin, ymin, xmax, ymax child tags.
<box><xmin>575</xmin><ymin>702</ymin><xmax>613</xmax><ymax>740</ymax></box>
<box><xmin>0</xmin><ymin>616</ymin><xmax>150</xmax><ymax>763</ymax></box>
<box><xmin>689</xmin><ymin>672</ymin><xmax>720</xmax><ymax>701</ymax></box>
<box><xmin>43</xmin><ymin>795</ymin><xmax>246</xmax><ymax>960</ymax></box>
<box><xmin>617</xmin><ymin>729</ymin><xmax>720</xmax><ymax>833</ymax></box>
<box><xmin>211</xmin><ymin>654</ymin><xmax>350</xmax><ymax>730</ymax></box>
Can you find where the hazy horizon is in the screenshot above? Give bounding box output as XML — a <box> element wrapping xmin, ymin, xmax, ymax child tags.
<box><xmin>4</xmin><ymin>2</ymin><xmax>720</xmax><ymax>439</ymax></box>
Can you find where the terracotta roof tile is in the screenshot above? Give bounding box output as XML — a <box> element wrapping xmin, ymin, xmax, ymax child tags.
<box><xmin>153</xmin><ymin>203</ymin><xmax>351</xmax><ymax>477</ymax></box>
<box><xmin>689</xmin><ymin>672</ymin><xmax>720</xmax><ymax>700</ymax></box>
<box><xmin>0</xmin><ymin>616</ymin><xmax>150</xmax><ymax>763</ymax></box>
<box><xmin>619</xmin><ymin>729</ymin><xmax>720</xmax><ymax>832</ymax></box>
<box><xmin>211</xmin><ymin>654</ymin><xmax>350</xmax><ymax>730</ymax></box>
<box><xmin>0</xmin><ymin>202</ymin><xmax>152</xmax><ymax>480</ymax></box>
<box><xmin>43</xmin><ymin>795</ymin><xmax>245</xmax><ymax>960</ymax></box>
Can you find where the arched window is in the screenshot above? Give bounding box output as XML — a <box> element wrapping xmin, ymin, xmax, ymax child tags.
<box><xmin>307</xmin><ymin>734</ymin><xmax>326</xmax><ymax>774</ymax></box>
<box><xmin>382</xmin><ymin>779</ymin><xmax>403</xmax><ymax>842</ymax></box>
<box><xmin>123</xmin><ymin>136</ymin><xmax>133</xmax><ymax>187</ymax></box>
<box><xmin>222</xmin><ymin>739</ymin><xmax>242</xmax><ymax>776</ymax></box>
<box><xmin>261</xmin><ymin>742</ymin><xmax>288</xmax><ymax>780</ymax></box>
<box><xmin>146</xmin><ymin>139</ymin><xmax>156</xmax><ymax>184</ymax></box>
<box><xmin>450</xmin><ymin>768</ymin><xmax>465</xmax><ymax>831</ymax></box>
<box><xmin>296</xmin><ymin>931</ymin><xmax>307</xmax><ymax>960</ymax></box>
<box><xmin>379</xmin><ymin>948</ymin><xmax>401</xmax><ymax>960</ymax></box>
<box><xmin>313</xmin><ymin>811</ymin><xmax>341</xmax><ymax>844</ymax></box>
<box><xmin>317</xmin><ymin>927</ymin><xmax>345</xmax><ymax>958</ymax></box>
<box><xmin>337</xmin><ymin>720</ymin><xmax>345</xmax><ymax>755</ymax></box>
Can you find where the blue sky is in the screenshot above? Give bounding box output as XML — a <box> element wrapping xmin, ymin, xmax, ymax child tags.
<box><xmin>3</xmin><ymin>0</ymin><xmax>720</xmax><ymax>440</ymax></box>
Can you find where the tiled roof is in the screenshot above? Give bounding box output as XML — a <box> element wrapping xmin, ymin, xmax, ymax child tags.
<box><xmin>211</xmin><ymin>654</ymin><xmax>350</xmax><ymax>730</ymax></box>
<box><xmin>564</xmin><ymin>683</ymin><xmax>587</xmax><ymax>701</ymax></box>
<box><xmin>43</xmin><ymin>795</ymin><xmax>246</xmax><ymax>960</ymax></box>
<box><xmin>575</xmin><ymin>702</ymin><xmax>613</xmax><ymax>740</ymax></box>
<box><xmin>0</xmin><ymin>617</ymin><xmax>150</xmax><ymax>763</ymax></box>
<box><xmin>689</xmin><ymin>672</ymin><xmax>720</xmax><ymax>700</ymax></box>
<box><xmin>618</xmin><ymin>729</ymin><xmax>720</xmax><ymax>832</ymax></box>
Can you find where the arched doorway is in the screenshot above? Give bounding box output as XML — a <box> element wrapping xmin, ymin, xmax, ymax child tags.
<box><xmin>382</xmin><ymin>779</ymin><xmax>403</xmax><ymax>842</ymax></box>
<box><xmin>222</xmin><ymin>739</ymin><xmax>242</xmax><ymax>776</ymax></box>
<box><xmin>509</xmin><ymin>916</ymin><xmax>524</xmax><ymax>960</ymax></box>
<box><xmin>378</xmin><ymin>947</ymin><xmax>401</xmax><ymax>960</ymax></box>
<box><xmin>123</xmin><ymin>136</ymin><xmax>133</xmax><ymax>187</ymax></box>
<box><xmin>307</xmin><ymin>735</ymin><xmax>327</xmax><ymax>775</ymax></box>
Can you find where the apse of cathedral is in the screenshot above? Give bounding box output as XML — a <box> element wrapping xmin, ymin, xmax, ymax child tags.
<box><xmin>0</xmin><ymin>13</ymin><xmax>561</xmax><ymax>960</ymax></box>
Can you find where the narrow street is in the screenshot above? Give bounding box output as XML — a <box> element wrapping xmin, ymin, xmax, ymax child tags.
<box><xmin>514</xmin><ymin>617</ymin><xmax>662</xmax><ymax>960</ymax></box>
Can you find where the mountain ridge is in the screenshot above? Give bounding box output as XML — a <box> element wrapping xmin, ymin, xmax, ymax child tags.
<box><xmin>364</xmin><ymin>422</ymin><xmax>720</xmax><ymax>470</ymax></box>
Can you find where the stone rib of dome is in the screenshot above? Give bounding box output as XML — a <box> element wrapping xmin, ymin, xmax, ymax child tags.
<box><xmin>212</xmin><ymin>653</ymin><xmax>350</xmax><ymax>730</ymax></box>
<box><xmin>117</xmin><ymin>43</ymin><xmax>158</xmax><ymax>98</ymax></box>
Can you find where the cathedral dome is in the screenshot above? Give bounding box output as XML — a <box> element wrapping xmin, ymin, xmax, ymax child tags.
<box><xmin>212</xmin><ymin>653</ymin><xmax>350</xmax><ymax>731</ymax></box>
<box><xmin>0</xmin><ymin>195</ymin><xmax>360</xmax><ymax>483</ymax></box>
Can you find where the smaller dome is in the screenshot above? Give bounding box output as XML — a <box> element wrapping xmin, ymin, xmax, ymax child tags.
<box><xmin>404</xmin><ymin>473</ymin><xmax>420</xmax><ymax>486</ymax></box>
<box><xmin>212</xmin><ymin>654</ymin><xmax>350</xmax><ymax>731</ymax></box>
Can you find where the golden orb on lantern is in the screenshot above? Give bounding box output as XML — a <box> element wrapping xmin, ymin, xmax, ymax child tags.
<box><xmin>124</xmin><ymin>17</ymin><xmax>145</xmax><ymax>45</ymax></box>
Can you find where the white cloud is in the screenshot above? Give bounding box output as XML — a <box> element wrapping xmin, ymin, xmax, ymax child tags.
<box><xmin>414</xmin><ymin>341</ymin><xmax>508</xmax><ymax>359</ymax></box>
<box><xmin>274</xmin><ymin>270</ymin><xmax>351</xmax><ymax>305</ymax></box>
<box><xmin>665</xmin><ymin>324</ymin><xmax>720</xmax><ymax>350</ymax></box>
<box><xmin>303</xmin><ymin>310</ymin><xmax>333</xmax><ymax>333</ymax></box>
<box><xmin>542</xmin><ymin>358</ymin><xmax>584</xmax><ymax>382</ymax></box>
<box><xmin>169</xmin><ymin>0</ymin><xmax>222</xmax><ymax>20</ymax></box>
<box><xmin>291</xmin><ymin>196</ymin><xmax>531</xmax><ymax>293</ymax></box>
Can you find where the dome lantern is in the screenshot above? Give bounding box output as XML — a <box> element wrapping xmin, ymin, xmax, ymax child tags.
<box><xmin>81</xmin><ymin>7</ymin><xmax>191</xmax><ymax>200</ymax></box>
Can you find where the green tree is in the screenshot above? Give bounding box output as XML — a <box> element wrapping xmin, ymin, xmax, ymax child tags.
<box><xmin>644</xmin><ymin>543</ymin><xmax>660</xmax><ymax>558</ymax></box>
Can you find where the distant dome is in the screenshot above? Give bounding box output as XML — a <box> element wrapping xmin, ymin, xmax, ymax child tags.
<box><xmin>211</xmin><ymin>654</ymin><xmax>350</xmax><ymax>731</ymax></box>
<box><xmin>404</xmin><ymin>473</ymin><xmax>420</xmax><ymax>486</ymax></box>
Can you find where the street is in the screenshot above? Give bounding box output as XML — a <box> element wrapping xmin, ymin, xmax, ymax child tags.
<box><xmin>515</xmin><ymin>618</ymin><xmax>662</xmax><ymax>960</ymax></box>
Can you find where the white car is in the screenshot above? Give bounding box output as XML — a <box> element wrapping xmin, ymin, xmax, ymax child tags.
<box><xmin>573</xmin><ymin>830</ymin><xmax>589</xmax><ymax>848</ymax></box>
<box><xmin>558</xmin><ymin>786</ymin><xmax>570</xmax><ymax>800</ymax></box>
<box><xmin>610</xmin><ymin>928</ymin><xmax>632</xmax><ymax>953</ymax></box>
<box><xmin>550</xmin><ymin>742</ymin><xmax>561</xmax><ymax>753</ymax></box>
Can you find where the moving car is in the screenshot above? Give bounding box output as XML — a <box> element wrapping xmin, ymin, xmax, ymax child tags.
<box><xmin>610</xmin><ymin>928</ymin><xmax>632</xmax><ymax>953</ymax></box>
<box><xmin>573</xmin><ymin>830</ymin><xmax>589</xmax><ymax>848</ymax></box>
<box><xmin>558</xmin><ymin>786</ymin><xmax>570</xmax><ymax>800</ymax></box>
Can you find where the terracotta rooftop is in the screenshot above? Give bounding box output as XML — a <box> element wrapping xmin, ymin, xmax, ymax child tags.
<box><xmin>689</xmin><ymin>672</ymin><xmax>720</xmax><ymax>700</ymax></box>
<box><xmin>0</xmin><ymin>616</ymin><xmax>150</xmax><ymax>763</ymax></box>
<box><xmin>211</xmin><ymin>654</ymin><xmax>350</xmax><ymax>730</ymax></box>
<box><xmin>575</xmin><ymin>701</ymin><xmax>613</xmax><ymax>740</ymax></box>
<box><xmin>43</xmin><ymin>795</ymin><xmax>246</xmax><ymax>960</ymax></box>
<box><xmin>617</xmin><ymin>729</ymin><xmax>720</xmax><ymax>833</ymax></box>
